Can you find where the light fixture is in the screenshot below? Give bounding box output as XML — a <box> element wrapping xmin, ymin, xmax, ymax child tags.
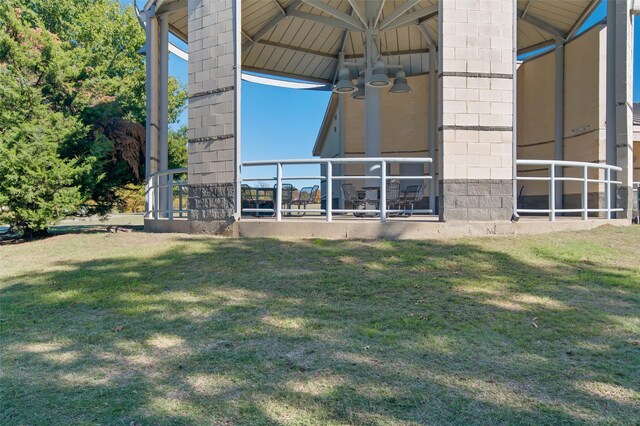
<box><xmin>352</xmin><ymin>76</ymin><xmax>365</xmax><ymax>100</ymax></box>
<box><xmin>389</xmin><ymin>69</ymin><xmax>412</xmax><ymax>94</ymax></box>
<box><xmin>333</xmin><ymin>66</ymin><xmax>356</xmax><ymax>93</ymax></box>
<box><xmin>366</xmin><ymin>59</ymin><xmax>390</xmax><ymax>87</ymax></box>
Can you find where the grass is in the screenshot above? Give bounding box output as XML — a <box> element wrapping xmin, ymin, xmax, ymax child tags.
<box><xmin>0</xmin><ymin>227</ymin><xmax>639</xmax><ymax>425</ymax></box>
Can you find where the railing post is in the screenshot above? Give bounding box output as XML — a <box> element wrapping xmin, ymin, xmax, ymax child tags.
<box><xmin>145</xmin><ymin>178</ymin><xmax>150</xmax><ymax>219</ymax></box>
<box><xmin>178</xmin><ymin>184</ymin><xmax>183</xmax><ymax>218</ymax></box>
<box><xmin>276</xmin><ymin>162</ymin><xmax>282</xmax><ymax>222</ymax></box>
<box><xmin>155</xmin><ymin>175</ymin><xmax>160</xmax><ymax>220</ymax></box>
<box><xmin>428</xmin><ymin>160</ymin><xmax>435</xmax><ymax>214</ymax></box>
<box><xmin>582</xmin><ymin>165</ymin><xmax>588</xmax><ymax>220</ymax></box>
<box><xmin>549</xmin><ymin>164</ymin><xmax>556</xmax><ymax>222</ymax></box>
<box><xmin>605</xmin><ymin>167</ymin><xmax>611</xmax><ymax>219</ymax></box>
<box><xmin>168</xmin><ymin>172</ymin><xmax>174</xmax><ymax>221</ymax></box>
<box><xmin>582</xmin><ymin>164</ymin><xmax>589</xmax><ymax>220</ymax></box>
<box><xmin>380</xmin><ymin>160</ymin><xmax>387</xmax><ymax>223</ymax></box>
<box><xmin>326</xmin><ymin>161</ymin><xmax>333</xmax><ymax>222</ymax></box>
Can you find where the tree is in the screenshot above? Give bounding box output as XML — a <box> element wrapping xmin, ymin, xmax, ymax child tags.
<box><xmin>0</xmin><ymin>3</ymin><xmax>87</xmax><ymax>236</ymax></box>
<box><xmin>0</xmin><ymin>0</ymin><xmax>187</xmax><ymax>233</ymax></box>
<box><xmin>168</xmin><ymin>126</ymin><xmax>188</xmax><ymax>170</ymax></box>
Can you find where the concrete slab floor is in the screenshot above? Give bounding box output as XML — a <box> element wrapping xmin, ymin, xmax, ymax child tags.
<box><xmin>144</xmin><ymin>215</ymin><xmax>633</xmax><ymax>239</ymax></box>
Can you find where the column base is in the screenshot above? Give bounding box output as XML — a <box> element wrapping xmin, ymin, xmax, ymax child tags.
<box><xmin>616</xmin><ymin>185</ymin><xmax>633</xmax><ymax>219</ymax></box>
<box><xmin>188</xmin><ymin>183</ymin><xmax>237</xmax><ymax>235</ymax></box>
<box><xmin>439</xmin><ymin>179</ymin><xmax>513</xmax><ymax>221</ymax></box>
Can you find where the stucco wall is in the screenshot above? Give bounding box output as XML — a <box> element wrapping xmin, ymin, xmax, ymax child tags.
<box><xmin>517</xmin><ymin>25</ymin><xmax>607</xmax><ymax>208</ymax></box>
<box><xmin>319</xmin><ymin>105</ymin><xmax>341</xmax><ymax>205</ymax></box>
<box><xmin>335</xmin><ymin>74</ymin><xmax>437</xmax><ymax>187</ymax></box>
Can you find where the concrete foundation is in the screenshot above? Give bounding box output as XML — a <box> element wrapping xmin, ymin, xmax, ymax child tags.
<box><xmin>235</xmin><ymin>217</ymin><xmax>629</xmax><ymax>240</ymax></box>
<box><xmin>144</xmin><ymin>218</ymin><xmax>191</xmax><ymax>233</ymax></box>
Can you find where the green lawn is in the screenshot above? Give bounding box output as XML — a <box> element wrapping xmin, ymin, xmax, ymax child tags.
<box><xmin>1</xmin><ymin>227</ymin><xmax>639</xmax><ymax>425</ymax></box>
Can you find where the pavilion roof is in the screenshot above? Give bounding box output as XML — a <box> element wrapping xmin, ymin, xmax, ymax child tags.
<box><xmin>155</xmin><ymin>0</ymin><xmax>601</xmax><ymax>83</ymax></box>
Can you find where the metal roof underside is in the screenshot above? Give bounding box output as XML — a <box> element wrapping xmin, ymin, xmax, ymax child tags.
<box><xmin>163</xmin><ymin>0</ymin><xmax>601</xmax><ymax>84</ymax></box>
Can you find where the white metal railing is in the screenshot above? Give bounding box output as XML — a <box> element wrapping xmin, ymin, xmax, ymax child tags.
<box><xmin>145</xmin><ymin>168</ymin><xmax>188</xmax><ymax>220</ymax></box>
<box><xmin>516</xmin><ymin>160</ymin><xmax>623</xmax><ymax>221</ymax></box>
<box><xmin>634</xmin><ymin>182</ymin><xmax>640</xmax><ymax>223</ymax></box>
<box><xmin>240</xmin><ymin>157</ymin><xmax>434</xmax><ymax>223</ymax></box>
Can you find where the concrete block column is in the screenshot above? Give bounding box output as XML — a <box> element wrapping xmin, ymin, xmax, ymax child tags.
<box><xmin>438</xmin><ymin>0</ymin><xmax>515</xmax><ymax>221</ymax></box>
<box><xmin>187</xmin><ymin>0</ymin><xmax>239</xmax><ymax>234</ymax></box>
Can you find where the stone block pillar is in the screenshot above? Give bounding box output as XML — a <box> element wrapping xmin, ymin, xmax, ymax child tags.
<box><xmin>187</xmin><ymin>0</ymin><xmax>239</xmax><ymax>234</ymax></box>
<box><xmin>438</xmin><ymin>0</ymin><xmax>515</xmax><ymax>221</ymax></box>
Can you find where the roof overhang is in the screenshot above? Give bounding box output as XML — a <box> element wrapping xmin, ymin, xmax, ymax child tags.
<box><xmin>141</xmin><ymin>0</ymin><xmax>605</xmax><ymax>85</ymax></box>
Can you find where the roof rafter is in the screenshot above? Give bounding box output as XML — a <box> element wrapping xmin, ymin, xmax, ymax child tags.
<box><xmin>299</xmin><ymin>0</ymin><xmax>366</xmax><ymax>31</ymax></box>
<box><xmin>347</xmin><ymin>0</ymin><xmax>367</xmax><ymax>28</ymax></box>
<box><xmin>333</xmin><ymin>6</ymin><xmax>355</xmax><ymax>84</ymax></box>
<box><xmin>521</xmin><ymin>0</ymin><xmax>534</xmax><ymax>19</ymax></box>
<box><xmin>407</xmin><ymin>1</ymin><xmax>437</xmax><ymax>47</ymax></box>
<box><xmin>517</xmin><ymin>39</ymin><xmax>555</xmax><ymax>56</ymax></box>
<box><xmin>271</xmin><ymin>0</ymin><xmax>286</xmax><ymax>16</ymax></box>
<box><xmin>379</xmin><ymin>0</ymin><xmax>422</xmax><ymax>30</ymax></box>
<box><xmin>374</xmin><ymin>0</ymin><xmax>386</xmax><ymax>28</ymax></box>
<box><xmin>517</xmin><ymin>10</ymin><xmax>567</xmax><ymax>39</ymax></box>
<box><xmin>382</xmin><ymin>5</ymin><xmax>438</xmax><ymax>32</ymax></box>
<box><xmin>288</xmin><ymin>9</ymin><xmax>363</xmax><ymax>32</ymax></box>
<box><xmin>567</xmin><ymin>0</ymin><xmax>601</xmax><ymax>40</ymax></box>
<box><xmin>344</xmin><ymin>47</ymin><xmax>430</xmax><ymax>59</ymax></box>
<box><xmin>252</xmin><ymin>39</ymin><xmax>339</xmax><ymax>59</ymax></box>
<box><xmin>242</xmin><ymin>0</ymin><xmax>302</xmax><ymax>51</ymax></box>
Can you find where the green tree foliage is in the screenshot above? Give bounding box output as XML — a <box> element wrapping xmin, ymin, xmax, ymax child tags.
<box><xmin>168</xmin><ymin>126</ymin><xmax>188</xmax><ymax>170</ymax></box>
<box><xmin>0</xmin><ymin>0</ymin><xmax>187</xmax><ymax>234</ymax></box>
<box><xmin>0</xmin><ymin>2</ymin><xmax>87</xmax><ymax>235</ymax></box>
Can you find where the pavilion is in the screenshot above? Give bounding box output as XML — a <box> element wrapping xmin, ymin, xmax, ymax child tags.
<box><xmin>137</xmin><ymin>0</ymin><xmax>638</xmax><ymax>237</ymax></box>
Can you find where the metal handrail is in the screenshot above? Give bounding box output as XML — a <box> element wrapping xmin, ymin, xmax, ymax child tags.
<box><xmin>145</xmin><ymin>168</ymin><xmax>189</xmax><ymax>220</ymax></box>
<box><xmin>516</xmin><ymin>160</ymin><xmax>623</xmax><ymax>221</ymax></box>
<box><xmin>241</xmin><ymin>157</ymin><xmax>434</xmax><ymax>223</ymax></box>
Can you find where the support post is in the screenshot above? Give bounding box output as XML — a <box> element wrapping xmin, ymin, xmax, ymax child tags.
<box><xmin>337</xmin><ymin>96</ymin><xmax>345</xmax><ymax>209</ymax></box>
<box><xmin>428</xmin><ymin>45</ymin><xmax>436</xmax><ymax>213</ymax></box>
<box><xmin>364</xmin><ymin>2</ymin><xmax>381</xmax><ymax>186</ymax></box>
<box><xmin>145</xmin><ymin>8</ymin><xmax>159</xmax><ymax>215</ymax></box>
<box><xmin>158</xmin><ymin>13</ymin><xmax>169</xmax><ymax>218</ymax></box>
<box><xmin>364</xmin><ymin>86</ymin><xmax>381</xmax><ymax>185</ymax></box>
<box><xmin>606</xmin><ymin>0</ymin><xmax>634</xmax><ymax>219</ymax></box>
<box><xmin>554</xmin><ymin>37</ymin><xmax>564</xmax><ymax>212</ymax></box>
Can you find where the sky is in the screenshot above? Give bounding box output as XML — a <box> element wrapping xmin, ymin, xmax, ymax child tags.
<box><xmin>121</xmin><ymin>0</ymin><xmax>637</xmax><ymax>181</ymax></box>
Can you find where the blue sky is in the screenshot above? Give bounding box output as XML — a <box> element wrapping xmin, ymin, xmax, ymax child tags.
<box><xmin>122</xmin><ymin>0</ymin><xmax>637</xmax><ymax>173</ymax></box>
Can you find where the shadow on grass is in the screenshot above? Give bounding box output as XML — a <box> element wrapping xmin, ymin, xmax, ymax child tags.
<box><xmin>0</xmin><ymin>223</ymin><xmax>143</xmax><ymax>245</ymax></box>
<box><xmin>1</xmin><ymin>236</ymin><xmax>639</xmax><ymax>424</ymax></box>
